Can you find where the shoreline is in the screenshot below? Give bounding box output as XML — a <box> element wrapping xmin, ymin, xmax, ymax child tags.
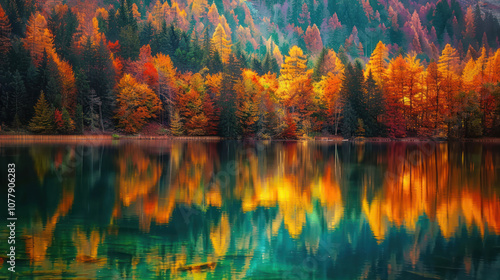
<box><xmin>1</xmin><ymin>134</ymin><xmax>500</xmax><ymax>143</ymax></box>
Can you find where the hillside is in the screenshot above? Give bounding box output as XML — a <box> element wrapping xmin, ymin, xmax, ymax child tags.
<box><xmin>0</xmin><ymin>0</ymin><xmax>500</xmax><ymax>138</ymax></box>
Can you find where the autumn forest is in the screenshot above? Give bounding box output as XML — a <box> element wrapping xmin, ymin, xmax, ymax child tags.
<box><xmin>1</xmin><ymin>0</ymin><xmax>500</xmax><ymax>138</ymax></box>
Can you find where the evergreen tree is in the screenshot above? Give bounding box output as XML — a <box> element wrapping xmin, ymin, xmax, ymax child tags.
<box><xmin>170</xmin><ymin>110</ymin><xmax>184</xmax><ymax>136</ymax></box>
<box><xmin>218</xmin><ymin>54</ymin><xmax>241</xmax><ymax>138</ymax></box>
<box><xmin>29</xmin><ymin>92</ymin><xmax>54</xmax><ymax>133</ymax></box>
<box><xmin>364</xmin><ymin>71</ymin><xmax>385</xmax><ymax>136</ymax></box>
<box><xmin>75</xmin><ymin>103</ymin><xmax>83</xmax><ymax>133</ymax></box>
<box><xmin>119</xmin><ymin>25</ymin><xmax>140</xmax><ymax>60</ymax></box>
<box><xmin>10</xmin><ymin>70</ymin><xmax>27</xmax><ymax>123</ymax></box>
<box><xmin>61</xmin><ymin>107</ymin><xmax>75</xmax><ymax>133</ymax></box>
<box><xmin>340</xmin><ymin>62</ymin><xmax>365</xmax><ymax>138</ymax></box>
<box><xmin>341</xmin><ymin>101</ymin><xmax>356</xmax><ymax>138</ymax></box>
<box><xmin>312</xmin><ymin>48</ymin><xmax>327</xmax><ymax>81</ymax></box>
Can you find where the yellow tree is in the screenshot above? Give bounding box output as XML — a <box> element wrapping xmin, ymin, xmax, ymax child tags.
<box><xmin>280</xmin><ymin>46</ymin><xmax>307</xmax><ymax>80</ymax></box>
<box><xmin>438</xmin><ymin>44</ymin><xmax>460</xmax><ymax>134</ymax></box>
<box><xmin>23</xmin><ymin>12</ymin><xmax>55</xmax><ymax>66</ymax></box>
<box><xmin>425</xmin><ymin>61</ymin><xmax>444</xmax><ymax>133</ymax></box>
<box><xmin>56</xmin><ymin>58</ymin><xmax>77</xmax><ymax>116</ymax></box>
<box><xmin>235</xmin><ymin>70</ymin><xmax>263</xmax><ymax>136</ymax></box>
<box><xmin>154</xmin><ymin>53</ymin><xmax>178</xmax><ymax>124</ymax></box>
<box><xmin>115</xmin><ymin>74</ymin><xmax>162</xmax><ymax>133</ymax></box>
<box><xmin>385</xmin><ymin>56</ymin><xmax>408</xmax><ymax>137</ymax></box>
<box><xmin>211</xmin><ymin>23</ymin><xmax>232</xmax><ymax>63</ymax></box>
<box><xmin>404</xmin><ymin>53</ymin><xmax>424</xmax><ymax>133</ymax></box>
<box><xmin>320</xmin><ymin>72</ymin><xmax>343</xmax><ymax>134</ymax></box>
<box><xmin>365</xmin><ymin>41</ymin><xmax>389</xmax><ymax>86</ymax></box>
<box><xmin>191</xmin><ymin>0</ymin><xmax>208</xmax><ymax>21</ymax></box>
<box><xmin>278</xmin><ymin>46</ymin><xmax>317</xmax><ymax>134</ymax></box>
<box><xmin>278</xmin><ymin>46</ymin><xmax>308</xmax><ymax>109</ymax></box>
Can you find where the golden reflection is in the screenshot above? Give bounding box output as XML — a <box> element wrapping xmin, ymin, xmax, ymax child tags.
<box><xmin>24</xmin><ymin>179</ymin><xmax>75</xmax><ymax>263</ymax></box>
<box><xmin>210</xmin><ymin>214</ymin><xmax>231</xmax><ymax>256</ymax></box>
<box><xmin>363</xmin><ymin>143</ymin><xmax>500</xmax><ymax>244</ymax></box>
<box><xmin>73</xmin><ymin>227</ymin><xmax>106</xmax><ymax>265</ymax></box>
<box><xmin>116</xmin><ymin>144</ymin><xmax>163</xmax><ymax>207</ymax></box>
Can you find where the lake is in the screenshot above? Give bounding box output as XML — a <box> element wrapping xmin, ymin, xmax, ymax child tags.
<box><xmin>1</xmin><ymin>140</ymin><xmax>499</xmax><ymax>279</ymax></box>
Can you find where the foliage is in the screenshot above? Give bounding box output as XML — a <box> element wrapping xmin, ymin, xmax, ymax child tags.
<box><xmin>3</xmin><ymin>0</ymin><xmax>500</xmax><ymax>139</ymax></box>
<box><xmin>29</xmin><ymin>92</ymin><xmax>54</xmax><ymax>133</ymax></box>
<box><xmin>115</xmin><ymin>74</ymin><xmax>162</xmax><ymax>134</ymax></box>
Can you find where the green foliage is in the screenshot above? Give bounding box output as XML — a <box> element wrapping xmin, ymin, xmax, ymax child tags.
<box><xmin>75</xmin><ymin>104</ymin><xmax>84</xmax><ymax>134</ymax></box>
<box><xmin>341</xmin><ymin>101</ymin><xmax>356</xmax><ymax>138</ymax></box>
<box><xmin>29</xmin><ymin>92</ymin><xmax>54</xmax><ymax>133</ymax></box>
<box><xmin>61</xmin><ymin>107</ymin><xmax>75</xmax><ymax>134</ymax></box>
<box><xmin>364</xmin><ymin>71</ymin><xmax>385</xmax><ymax>136</ymax></box>
<box><xmin>451</xmin><ymin>91</ymin><xmax>483</xmax><ymax>138</ymax></box>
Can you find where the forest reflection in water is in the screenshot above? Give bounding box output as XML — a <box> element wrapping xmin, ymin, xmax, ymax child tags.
<box><xmin>0</xmin><ymin>140</ymin><xmax>499</xmax><ymax>279</ymax></box>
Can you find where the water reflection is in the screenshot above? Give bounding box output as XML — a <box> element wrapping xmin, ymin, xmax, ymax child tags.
<box><xmin>0</xmin><ymin>141</ymin><xmax>499</xmax><ymax>279</ymax></box>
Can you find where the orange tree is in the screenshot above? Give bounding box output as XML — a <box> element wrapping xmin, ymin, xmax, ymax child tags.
<box><xmin>115</xmin><ymin>74</ymin><xmax>162</xmax><ymax>133</ymax></box>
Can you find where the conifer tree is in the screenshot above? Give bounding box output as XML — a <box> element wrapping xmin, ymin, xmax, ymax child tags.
<box><xmin>62</xmin><ymin>107</ymin><xmax>75</xmax><ymax>133</ymax></box>
<box><xmin>29</xmin><ymin>92</ymin><xmax>54</xmax><ymax>133</ymax></box>
<box><xmin>170</xmin><ymin>110</ymin><xmax>184</xmax><ymax>136</ymax></box>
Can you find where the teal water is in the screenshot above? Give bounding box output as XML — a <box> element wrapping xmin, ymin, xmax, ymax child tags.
<box><xmin>0</xmin><ymin>140</ymin><xmax>500</xmax><ymax>279</ymax></box>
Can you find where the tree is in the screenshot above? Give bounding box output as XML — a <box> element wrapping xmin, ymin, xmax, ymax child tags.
<box><xmin>56</xmin><ymin>58</ymin><xmax>77</xmax><ymax>115</ymax></box>
<box><xmin>438</xmin><ymin>44</ymin><xmax>460</xmax><ymax>135</ymax></box>
<box><xmin>281</xmin><ymin>113</ymin><xmax>298</xmax><ymax>139</ymax></box>
<box><xmin>340</xmin><ymin>62</ymin><xmax>365</xmax><ymax>138</ymax></box>
<box><xmin>385</xmin><ymin>56</ymin><xmax>407</xmax><ymax>138</ymax></box>
<box><xmin>365</xmin><ymin>41</ymin><xmax>388</xmax><ymax>87</ymax></box>
<box><xmin>176</xmin><ymin>73</ymin><xmax>211</xmax><ymax>135</ymax></box>
<box><xmin>218</xmin><ymin>54</ymin><xmax>240</xmax><ymax>138</ymax></box>
<box><xmin>341</xmin><ymin>101</ymin><xmax>357</xmax><ymax>138</ymax></box>
<box><xmin>303</xmin><ymin>24</ymin><xmax>322</xmax><ymax>55</ymax></box>
<box><xmin>313</xmin><ymin>48</ymin><xmax>344</xmax><ymax>81</ymax></box>
<box><xmin>0</xmin><ymin>5</ymin><xmax>12</xmax><ymax>56</ymax></box>
<box><xmin>154</xmin><ymin>53</ymin><xmax>177</xmax><ymax>124</ymax></box>
<box><xmin>235</xmin><ymin>70</ymin><xmax>262</xmax><ymax>136</ymax></box>
<box><xmin>404</xmin><ymin>53</ymin><xmax>424</xmax><ymax>134</ymax></box>
<box><xmin>280</xmin><ymin>46</ymin><xmax>307</xmax><ymax>80</ymax></box>
<box><xmin>451</xmin><ymin>91</ymin><xmax>482</xmax><ymax>138</ymax></box>
<box><xmin>364</xmin><ymin>71</ymin><xmax>385</xmax><ymax>136</ymax></box>
<box><xmin>23</xmin><ymin>12</ymin><xmax>55</xmax><ymax>66</ymax></box>
<box><xmin>119</xmin><ymin>25</ymin><xmax>140</xmax><ymax>60</ymax></box>
<box><xmin>211</xmin><ymin>23</ymin><xmax>232</xmax><ymax>63</ymax></box>
<box><xmin>61</xmin><ymin>107</ymin><xmax>75</xmax><ymax>133</ymax></box>
<box><xmin>115</xmin><ymin>74</ymin><xmax>162</xmax><ymax>133</ymax></box>
<box><xmin>75</xmin><ymin>104</ymin><xmax>83</xmax><ymax>133</ymax></box>
<box><xmin>29</xmin><ymin>92</ymin><xmax>54</xmax><ymax>133</ymax></box>
<box><xmin>170</xmin><ymin>110</ymin><xmax>184</xmax><ymax>136</ymax></box>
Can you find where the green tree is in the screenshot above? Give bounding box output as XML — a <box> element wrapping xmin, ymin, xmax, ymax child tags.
<box><xmin>364</xmin><ymin>71</ymin><xmax>385</xmax><ymax>136</ymax></box>
<box><xmin>75</xmin><ymin>104</ymin><xmax>83</xmax><ymax>133</ymax></box>
<box><xmin>29</xmin><ymin>92</ymin><xmax>54</xmax><ymax>133</ymax></box>
<box><xmin>61</xmin><ymin>107</ymin><xmax>75</xmax><ymax>133</ymax></box>
<box><xmin>218</xmin><ymin>54</ymin><xmax>241</xmax><ymax>138</ymax></box>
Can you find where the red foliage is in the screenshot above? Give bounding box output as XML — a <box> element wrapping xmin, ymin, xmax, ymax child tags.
<box><xmin>108</xmin><ymin>40</ymin><xmax>121</xmax><ymax>54</ymax></box>
<box><xmin>203</xmin><ymin>93</ymin><xmax>219</xmax><ymax>135</ymax></box>
<box><xmin>54</xmin><ymin>109</ymin><xmax>64</xmax><ymax>129</ymax></box>
<box><xmin>281</xmin><ymin>114</ymin><xmax>298</xmax><ymax>139</ymax></box>
<box><xmin>143</xmin><ymin>62</ymin><xmax>159</xmax><ymax>88</ymax></box>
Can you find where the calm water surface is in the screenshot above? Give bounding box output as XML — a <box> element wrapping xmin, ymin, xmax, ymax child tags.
<box><xmin>1</xmin><ymin>140</ymin><xmax>500</xmax><ymax>279</ymax></box>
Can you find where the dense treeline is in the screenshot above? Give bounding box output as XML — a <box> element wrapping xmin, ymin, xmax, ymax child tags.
<box><xmin>0</xmin><ymin>0</ymin><xmax>500</xmax><ymax>138</ymax></box>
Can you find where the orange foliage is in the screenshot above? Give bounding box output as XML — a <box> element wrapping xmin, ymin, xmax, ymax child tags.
<box><xmin>115</xmin><ymin>74</ymin><xmax>162</xmax><ymax>133</ymax></box>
